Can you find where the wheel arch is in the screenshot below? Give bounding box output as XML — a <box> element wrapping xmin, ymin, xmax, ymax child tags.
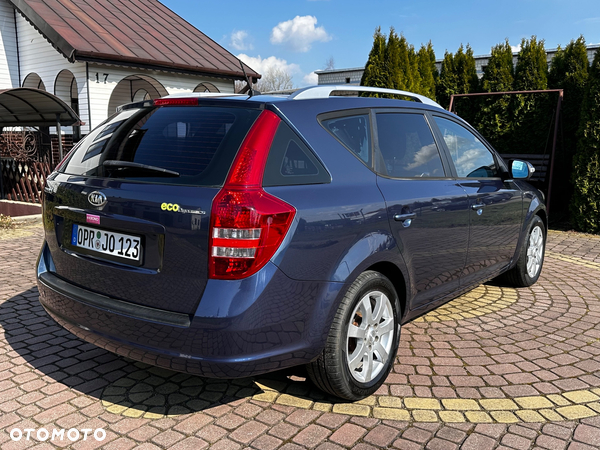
<box><xmin>366</xmin><ymin>261</ymin><xmax>408</xmax><ymax>319</ymax></box>
<box><xmin>536</xmin><ymin>208</ymin><xmax>548</xmax><ymax>232</ymax></box>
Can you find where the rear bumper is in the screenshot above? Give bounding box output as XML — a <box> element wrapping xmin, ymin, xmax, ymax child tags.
<box><xmin>37</xmin><ymin>242</ymin><xmax>344</xmax><ymax>378</ymax></box>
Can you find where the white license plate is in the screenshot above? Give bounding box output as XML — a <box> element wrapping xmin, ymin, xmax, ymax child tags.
<box><xmin>71</xmin><ymin>224</ymin><xmax>141</xmax><ymax>261</ymax></box>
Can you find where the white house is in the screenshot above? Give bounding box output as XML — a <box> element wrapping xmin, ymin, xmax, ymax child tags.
<box><xmin>0</xmin><ymin>0</ymin><xmax>260</xmax><ymax>138</ymax></box>
<box><xmin>0</xmin><ymin>0</ymin><xmax>260</xmax><ymax>207</ymax></box>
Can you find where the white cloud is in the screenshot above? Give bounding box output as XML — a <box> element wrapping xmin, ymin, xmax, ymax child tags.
<box><xmin>404</xmin><ymin>144</ymin><xmax>441</xmax><ymax>171</ymax></box>
<box><xmin>230</xmin><ymin>30</ymin><xmax>253</xmax><ymax>51</ymax></box>
<box><xmin>454</xmin><ymin>148</ymin><xmax>487</xmax><ymax>174</ymax></box>
<box><xmin>578</xmin><ymin>17</ymin><xmax>600</xmax><ymax>24</ymax></box>
<box><xmin>511</xmin><ymin>44</ymin><xmax>521</xmax><ymax>53</ymax></box>
<box><xmin>237</xmin><ymin>54</ymin><xmax>300</xmax><ymax>77</ymax></box>
<box><xmin>302</xmin><ymin>71</ymin><xmax>319</xmax><ymax>86</ymax></box>
<box><xmin>270</xmin><ymin>15</ymin><xmax>331</xmax><ymax>52</ymax></box>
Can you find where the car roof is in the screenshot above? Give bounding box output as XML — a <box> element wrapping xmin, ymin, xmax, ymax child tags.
<box><xmin>163</xmin><ymin>86</ymin><xmax>444</xmax><ymax>108</ymax></box>
<box><xmin>119</xmin><ymin>86</ymin><xmax>447</xmax><ymax>114</ymax></box>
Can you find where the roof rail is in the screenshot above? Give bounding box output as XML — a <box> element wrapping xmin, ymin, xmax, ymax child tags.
<box><xmin>289</xmin><ymin>86</ymin><xmax>443</xmax><ymax>109</ymax></box>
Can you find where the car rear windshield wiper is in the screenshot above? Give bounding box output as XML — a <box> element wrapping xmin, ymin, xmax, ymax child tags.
<box><xmin>102</xmin><ymin>160</ymin><xmax>180</xmax><ymax>177</ymax></box>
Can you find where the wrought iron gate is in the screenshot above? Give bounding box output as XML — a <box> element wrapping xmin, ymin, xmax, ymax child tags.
<box><xmin>0</xmin><ymin>129</ymin><xmax>53</xmax><ymax>203</ymax></box>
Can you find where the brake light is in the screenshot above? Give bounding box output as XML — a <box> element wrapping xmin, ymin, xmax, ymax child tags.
<box><xmin>153</xmin><ymin>98</ymin><xmax>199</xmax><ymax>107</ymax></box>
<box><xmin>209</xmin><ymin>110</ymin><xmax>296</xmax><ymax>280</ymax></box>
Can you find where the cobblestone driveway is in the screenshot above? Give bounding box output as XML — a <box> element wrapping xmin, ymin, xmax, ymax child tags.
<box><xmin>1</xmin><ymin>224</ymin><xmax>600</xmax><ymax>449</ymax></box>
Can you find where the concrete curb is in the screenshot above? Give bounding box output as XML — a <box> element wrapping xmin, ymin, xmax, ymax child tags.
<box><xmin>11</xmin><ymin>213</ymin><xmax>43</xmax><ymax>224</ymax></box>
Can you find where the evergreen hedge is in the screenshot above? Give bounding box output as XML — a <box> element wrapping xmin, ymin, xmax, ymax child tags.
<box><xmin>571</xmin><ymin>49</ymin><xmax>600</xmax><ymax>233</ymax></box>
<box><xmin>359</xmin><ymin>30</ymin><xmax>599</xmax><ymax>232</ymax></box>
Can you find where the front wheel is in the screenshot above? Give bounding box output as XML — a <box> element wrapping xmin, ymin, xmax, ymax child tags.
<box><xmin>307</xmin><ymin>271</ymin><xmax>401</xmax><ymax>400</ymax></box>
<box><xmin>502</xmin><ymin>215</ymin><xmax>546</xmax><ymax>287</ymax></box>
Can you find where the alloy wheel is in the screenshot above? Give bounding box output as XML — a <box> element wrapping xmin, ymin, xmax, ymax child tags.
<box><xmin>346</xmin><ymin>290</ymin><xmax>395</xmax><ymax>383</ymax></box>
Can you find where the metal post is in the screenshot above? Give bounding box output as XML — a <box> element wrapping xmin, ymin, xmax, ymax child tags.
<box><xmin>55</xmin><ymin>113</ymin><xmax>63</xmax><ymax>164</ymax></box>
<box><xmin>0</xmin><ymin>127</ymin><xmax>4</xmax><ymax>200</ymax></box>
<box><xmin>448</xmin><ymin>95</ymin><xmax>455</xmax><ymax>113</ymax></box>
<box><xmin>545</xmin><ymin>90</ymin><xmax>563</xmax><ymax>217</ymax></box>
<box><xmin>0</xmin><ymin>158</ymin><xmax>4</xmax><ymax>200</ymax></box>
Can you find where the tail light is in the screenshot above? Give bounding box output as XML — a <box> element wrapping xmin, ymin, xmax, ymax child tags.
<box><xmin>209</xmin><ymin>110</ymin><xmax>296</xmax><ymax>279</ymax></box>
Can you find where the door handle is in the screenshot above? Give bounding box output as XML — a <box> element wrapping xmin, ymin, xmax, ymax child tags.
<box><xmin>393</xmin><ymin>213</ymin><xmax>416</xmax><ymax>228</ymax></box>
<box><xmin>471</xmin><ymin>203</ymin><xmax>485</xmax><ymax>215</ymax></box>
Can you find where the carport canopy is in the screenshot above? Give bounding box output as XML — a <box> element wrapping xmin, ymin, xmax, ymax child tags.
<box><xmin>0</xmin><ymin>87</ymin><xmax>80</xmax><ymax>127</ymax></box>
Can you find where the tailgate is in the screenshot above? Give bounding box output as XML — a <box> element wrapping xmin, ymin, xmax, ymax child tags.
<box><xmin>44</xmin><ymin>178</ymin><xmax>216</xmax><ymax>314</ymax></box>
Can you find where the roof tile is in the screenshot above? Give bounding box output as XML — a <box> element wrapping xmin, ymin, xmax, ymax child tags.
<box><xmin>9</xmin><ymin>0</ymin><xmax>259</xmax><ymax>79</ymax></box>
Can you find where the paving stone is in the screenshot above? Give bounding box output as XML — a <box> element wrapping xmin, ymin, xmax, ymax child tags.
<box><xmin>329</xmin><ymin>424</ymin><xmax>367</xmax><ymax>447</ymax></box>
<box><xmin>169</xmin><ymin>437</ymin><xmax>209</xmax><ymax>450</ymax></box>
<box><xmin>573</xmin><ymin>424</ymin><xmax>600</xmax><ymax>447</ymax></box>
<box><xmin>4</xmin><ymin>219</ymin><xmax>600</xmax><ymax>450</ymax></box>
<box><xmin>292</xmin><ymin>424</ymin><xmax>332</xmax><ymax>448</ymax></box>
<box><xmin>363</xmin><ymin>425</ymin><xmax>399</xmax><ymax>447</ymax></box>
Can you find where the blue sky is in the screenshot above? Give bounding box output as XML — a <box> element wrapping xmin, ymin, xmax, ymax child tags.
<box><xmin>162</xmin><ymin>0</ymin><xmax>600</xmax><ymax>87</ymax></box>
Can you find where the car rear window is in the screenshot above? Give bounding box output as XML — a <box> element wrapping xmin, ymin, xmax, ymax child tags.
<box><xmin>61</xmin><ymin>106</ymin><xmax>261</xmax><ymax>186</ymax></box>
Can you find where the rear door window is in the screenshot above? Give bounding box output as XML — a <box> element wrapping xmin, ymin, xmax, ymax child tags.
<box><xmin>375</xmin><ymin>113</ymin><xmax>446</xmax><ymax>178</ymax></box>
<box><xmin>61</xmin><ymin>106</ymin><xmax>261</xmax><ymax>186</ymax></box>
<box><xmin>321</xmin><ymin>114</ymin><xmax>372</xmax><ymax>165</ymax></box>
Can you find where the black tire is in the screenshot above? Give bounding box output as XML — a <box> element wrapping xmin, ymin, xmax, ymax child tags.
<box><xmin>502</xmin><ymin>215</ymin><xmax>546</xmax><ymax>287</ymax></box>
<box><xmin>306</xmin><ymin>271</ymin><xmax>401</xmax><ymax>401</ymax></box>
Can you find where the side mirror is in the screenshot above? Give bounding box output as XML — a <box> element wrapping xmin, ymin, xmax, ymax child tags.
<box><xmin>511</xmin><ymin>160</ymin><xmax>535</xmax><ymax>180</ymax></box>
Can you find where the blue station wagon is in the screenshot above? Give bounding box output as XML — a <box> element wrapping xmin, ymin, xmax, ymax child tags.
<box><xmin>37</xmin><ymin>86</ymin><xmax>547</xmax><ymax>400</ymax></box>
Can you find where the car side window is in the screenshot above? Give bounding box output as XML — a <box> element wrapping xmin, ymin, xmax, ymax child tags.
<box><xmin>321</xmin><ymin>114</ymin><xmax>371</xmax><ymax>165</ymax></box>
<box><xmin>433</xmin><ymin>116</ymin><xmax>499</xmax><ymax>178</ymax></box>
<box><xmin>374</xmin><ymin>113</ymin><xmax>445</xmax><ymax>178</ymax></box>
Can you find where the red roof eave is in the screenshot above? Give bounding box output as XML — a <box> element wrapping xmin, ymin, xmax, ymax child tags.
<box><xmin>74</xmin><ymin>51</ymin><xmax>261</xmax><ymax>80</ymax></box>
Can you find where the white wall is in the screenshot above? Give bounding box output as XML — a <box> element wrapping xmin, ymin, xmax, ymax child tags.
<box><xmin>87</xmin><ymin>64</ymin><xmax>235</xmax><ymax>130</ymax></box>
<box><xmin>15</xmin><ymin>12</ymin><xmax>90</xmax><ymax>133</ymax></box>
<box><xmin>0</xmin><ymin>0</ymin><xmax>19</xmax><ymax>89</ymax></box>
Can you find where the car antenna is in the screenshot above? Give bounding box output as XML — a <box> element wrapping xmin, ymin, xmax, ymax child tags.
<box><xmin>239</xmin><ymin>60</ymin><xmax>261</xmax><ymax>98</ymax></box>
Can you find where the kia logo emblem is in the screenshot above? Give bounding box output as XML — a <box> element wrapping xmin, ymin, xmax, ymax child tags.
<box><xmin>88</xmin><ymin>191</ymin><xmax>107</xmax><ymax>207</ymax></box>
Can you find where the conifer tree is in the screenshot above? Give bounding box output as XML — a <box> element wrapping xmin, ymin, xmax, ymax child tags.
<box><xmin>511</xmin><ymin>36</ymin><xmax>551</xmax><ymax>155</ymax></box>
<box><xmin>361</xmin><ymin>27</ymin><xmax>388</xmax><ymax>95</ymax></box>
<box><xmin>548</xmin><ymin>36</ymin><xmax>589</xmax><ymax>219</ymax></box>
<box><xmin>454</xmin><ymin>44</ymin><xmax>479</xmax><ymax>94</ymax></box>
<box><xmin>408</xmin><ymin>44</ymin><xmax>421</xmax><ymax>94</ymax></box>
<box><xmin>436</xmin><ymin>51</ymin><xmax>457</xmax><ymax>109</ymax></box>
<box><xmin>385</xmin><ymin>28</ymin><xmax>404</xmax><ymax>91</ymax></box>
<box><xmin>571</xmin><ymin>48</ymin><xmax>600</xmax><ymax>233</ymax></box>
<box><xmin>549</xmin><ymin>36</ymin><xmax>589</xmax><ymax>151</ymax></box>
<box><xmin>397</xmin><ymin>34</ymin><xmax>414</xmax><ymax>92</ymax></box>
<box><xmin>417</xmin><ymin>42</ymin><xmax>437</xmax><ymax>100</ymax></box>
<box><xmin>449</xmin><ymin>45</ymin><xmax>478</xmax><ymax>119</ymax></box>
<box><xmin>481</xmin><ymin>39</ymin><xmax>514</xmax><ymax>93</ymax></box>
<box><xmin>476</xmin><ymin>39</ymin><xmax>514</xmax><ymax>151</ymax></box>
<box><xmin>514</xmin><ymin>36</ymin><xmax>548</xmax><ymax>91</ymax></box>
<box><xmin>426</xmin><ymin>41</ymin><xmax>438</xmax><ymax>80</ymax></box>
